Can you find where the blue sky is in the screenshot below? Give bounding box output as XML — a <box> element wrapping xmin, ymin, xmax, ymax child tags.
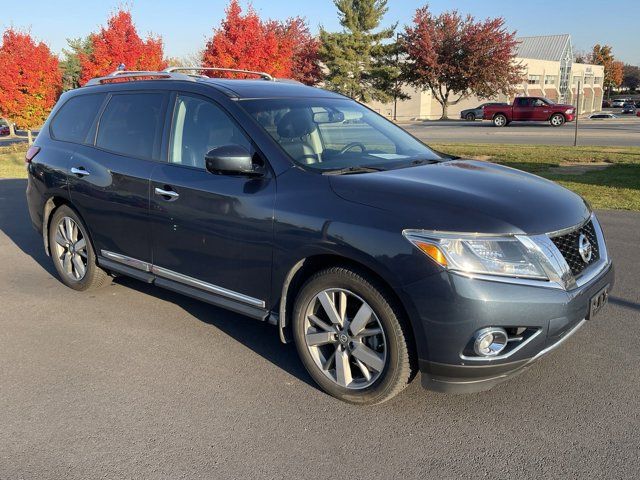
<box><xmin>3</xmin><ymin>0</ymin><xmax>639</xmax><ymax>64</ymax></box>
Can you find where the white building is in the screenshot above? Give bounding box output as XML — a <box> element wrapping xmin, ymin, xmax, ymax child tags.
<box><xmin>367</xmin><ymin>34</ymin><xmax>605</xmax><ymax>120</ymax></box>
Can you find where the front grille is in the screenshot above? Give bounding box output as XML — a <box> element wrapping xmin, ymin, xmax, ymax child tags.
<box><xmin>550</xmin><ymin>220</ymin><xmax>600</xmax><ymax>277</ymax></box>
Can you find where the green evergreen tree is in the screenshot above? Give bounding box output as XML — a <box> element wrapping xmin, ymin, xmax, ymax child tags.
<box><xmin>60</xmin><ymin>37</ymin><xmax>93</xmax><ymax>91</ymax></box>
<box><xmin>319</xmin><ymin>0</ymin><xmax>400</xmax><ymax>102</ymax></box>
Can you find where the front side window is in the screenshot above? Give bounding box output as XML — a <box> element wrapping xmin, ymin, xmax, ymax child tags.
<box><xmin>169</xmin><ymin>95</ymin><xmax>251</xmax><ymax>169</ymax></box>
<box><xmin>240</xmin><ymin>98</ymin><xmax>441</xmax><ymax>172</ymax></box>
<box><xmin>96</xmin><ymin>93</ymin><xmax>165</xmax><ymax>159</ymax></box>
<box><xmin>51</xmin><ymin>93</ymin><xmax>105</xmax><ymax>143</ymax></box>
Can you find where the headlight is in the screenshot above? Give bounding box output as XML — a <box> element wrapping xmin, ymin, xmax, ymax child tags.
<box><xmin>565</xmin><ymin>108</ymin><xmax>574</xmax><ymax>114</ymax></box>
<box><xmin>403</xmin><ymin>231</ymin><xmax>549</xmax><ymax>280</ymax></box>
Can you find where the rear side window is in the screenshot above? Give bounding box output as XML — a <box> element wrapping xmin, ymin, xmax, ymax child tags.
<box><xmin>96</xmin><ymin>93</ymin><xmax>165</xmax><ymax>159</ymax></box>
<box><xmin>50</xmin><ymin>94</ymin><xmax>105</xmax><ymax>143</ymax></box>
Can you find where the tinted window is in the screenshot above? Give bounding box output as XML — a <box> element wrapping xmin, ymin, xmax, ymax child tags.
<box><xmin>241</xmin><ymin>98</ymin><xmax>440</xmax><ymax>171</ymax></box>
<box><xmin>96</xmin><ymin>93</ymin><xmax>165</xmax><ymax>159</ymax></box>
<box><xmin>169</xmin><ymin>95</ymin><xmax>251</xmax><ymax>169</ymax></box>
<box><xmin>514</xmin><ymin>98</ymin><xmax>528</xmax><ymax>106</ymax></box>
<box><xmin>51</xmin><ymin>94</ymin><xmax>105</xmax><ymax>143</ymax></box>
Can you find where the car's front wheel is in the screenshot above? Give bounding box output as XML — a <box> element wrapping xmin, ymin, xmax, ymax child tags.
<box><xmin>49</xmin><ymin>205</ymin><xmax>110</xmax><ymax>291</ymax></box>
<box><xmin>550</xmin><ymin>113</ymin><xmax>565</xmax><ymax>126</ymax></box>
<box><xmin>292</xmin><ymin>267</ymin><xmax>414</xmax><ymax>405</ymax></box>
<box><xmin>465</xmin><ymin>112</ymin><xmax>476</xmax><ymax>121</ymax></box>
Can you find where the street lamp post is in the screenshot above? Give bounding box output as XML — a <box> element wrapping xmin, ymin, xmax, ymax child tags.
<box><xmin>393</xmin><ymin>33</ymin><xmax>406</xmax><ymax>122</ymax></box>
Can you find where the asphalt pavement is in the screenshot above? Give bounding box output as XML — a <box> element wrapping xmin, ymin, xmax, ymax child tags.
<box><xmin>0</xmin><ymin>178</ymin><xmax>638</xmax><ymax>479</ymax></box>
<box><xmin>403</xmin><ymin>116</ymin><xmax>640</xmax><ymax>147</ymax></box>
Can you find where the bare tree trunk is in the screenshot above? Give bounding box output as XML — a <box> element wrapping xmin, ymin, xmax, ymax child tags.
<box><xmin>438</xmin><ymin>90</ymin><xmax>451</xmax><ymax>120</ymax></box>
<box><xmin>440</xmin><ymin>102</ymin><xmax>449</xmax><ymax>120</ymax></box>
<box><xmin>27</xmin><ymin>130</ymin><xmax>33</xmax><ymax>145</ymax></box>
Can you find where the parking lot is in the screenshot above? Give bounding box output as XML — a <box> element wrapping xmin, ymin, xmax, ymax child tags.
<box><xmin>404</xmin><ymin>115</ymin><xmax>640</xmax><ymax>147</ymax></box>
<box><xmin>0</xmin><ymin>178</ymin><xmax>639</xmax><ymax>478</ymax></box>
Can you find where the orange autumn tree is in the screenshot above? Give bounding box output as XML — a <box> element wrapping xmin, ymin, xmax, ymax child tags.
<box><xmin>79</xmin><ymin>9</ymin><xmax>167</xmax><ymax>84</ymax></box>
<box><xmin>0</xmin><ymin>29</ymin><xmax>62</xmax><ymax>137</ymax></box>
<box><xmin>202</xmin><ymin>0</ymin><xmax>322</xmax><ymax>84</ymax></box>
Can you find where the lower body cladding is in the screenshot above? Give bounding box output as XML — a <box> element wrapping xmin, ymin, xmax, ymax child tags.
<box><xmin>402</xmin><ymin>262</ymin><xmax>614</xmax><ymax>393</ymax></box>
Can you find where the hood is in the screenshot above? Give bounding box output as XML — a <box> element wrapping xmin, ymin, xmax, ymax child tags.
<box><xmin>329</xmin><ymin>159</ymin><xmax>590</xmax><ymax>235</ymax></box>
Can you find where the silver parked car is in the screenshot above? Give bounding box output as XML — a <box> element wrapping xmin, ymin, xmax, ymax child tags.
<box><xmin>460</xmin><ymin>102</ymin><xmax>508</xmax><ymax>121</ymax></box>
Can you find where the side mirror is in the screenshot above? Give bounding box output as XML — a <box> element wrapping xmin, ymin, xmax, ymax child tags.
<box><xmin>204</xmin><ymin>145</ymin><xmax>263</xmax><ymax>177</ymax></box>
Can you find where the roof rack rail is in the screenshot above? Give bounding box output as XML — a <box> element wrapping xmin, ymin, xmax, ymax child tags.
<box><xmin>164</xmin><ymin>66</ymin><xmax>275</xmax><ymax>81</ymax></box>
<box><xmin>85</xmin><ymin>70</ymin><xmax>196</xmax><ymax>86</ymax></box>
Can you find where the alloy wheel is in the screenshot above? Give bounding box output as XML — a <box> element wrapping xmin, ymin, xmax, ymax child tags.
<box><xmin>52</xmin><ymin>216</ymin><xmax>88</xmax><ymax>281</ymax></box>
<box><xmin>303</xmin><ymin>288</ymin><xmax>387</xmax><ymax>389</ymax></box>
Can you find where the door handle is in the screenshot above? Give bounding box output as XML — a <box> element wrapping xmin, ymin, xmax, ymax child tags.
<box><xmin>154</xmin><ymin>187</ymin><xmax>180</xmax><ymax>200</ymax></box>
<box><xmin>71</xmin><ymin>167</ymin><xmax>90</xmax><ymax>176</ymax></box>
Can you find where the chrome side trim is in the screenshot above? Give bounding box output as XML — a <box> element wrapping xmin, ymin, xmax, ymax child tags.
<box><xmin>100</xmin><ymin>250</ymin><xmax>265</xmax><ymax>308</ymax></box>
<box><xmin>101</xmin><ymin>250</ymin><xmax>152</xmax><ymax>272</ymax></box>
<box><xmin>151</xmin><ymin>266</ymin><xmax>265</xmax><ymax>308</ymax></box>
<box><xmin>460</xmin><ymin>328</ymin><xmax>543</xmax><ymax>362</ymax></box>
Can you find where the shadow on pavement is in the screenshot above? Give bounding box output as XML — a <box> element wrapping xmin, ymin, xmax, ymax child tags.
<box><xmin>609</xmin><ymin>296</ymin><xmax>640</xmax><ymax>312</ymax></box>
<box><xmin>0</xmin><ymin>178</ymin><xmax>315</xmax><ymax>389</ymax></box>
<box><xmin>0</xmin><ymin>178</ymin><xmax>56</xmax><ymax>276</ymax></box>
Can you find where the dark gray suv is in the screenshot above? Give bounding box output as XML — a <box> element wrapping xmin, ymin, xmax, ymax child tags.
<box><xmin>25</xmin><ymin>67</ymin><xmax>614</xmax><ymax>404</ymax></box>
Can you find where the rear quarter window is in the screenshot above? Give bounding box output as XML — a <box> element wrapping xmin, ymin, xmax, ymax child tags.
<box><xmin>50</xmin><ymin>93</ymin><xmax>106</xmax><ymax>143</ymax></box>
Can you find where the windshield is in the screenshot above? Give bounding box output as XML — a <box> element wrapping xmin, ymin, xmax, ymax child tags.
<box><xmin>239</xmin><ymin>98</ymin><xmax>442</xmax><ymax>171</ymax></box>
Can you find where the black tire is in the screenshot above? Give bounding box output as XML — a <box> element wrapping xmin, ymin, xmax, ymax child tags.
<box><xmin>465</xmin><ymin>112</ymin><xmax>476</xmax><ymax>121</ymax></box>
<box><xmin>292</xmin><ymin>267</ymin><xmax>414</xmax><ymax>405</ymax></box>
<box><xmin>550</xmin><ymin>113</ymin><xmax>565</xmax><ymax>127</ymax></box>
<box><xmin>493</xmin><ymin>113</ymin><xmax>508</xmax><ymax>127</ymax></box>
<box><xmin>48</xmin><ymin>205</ymin><xmax>110</xmax><ymax>291</ymax></box>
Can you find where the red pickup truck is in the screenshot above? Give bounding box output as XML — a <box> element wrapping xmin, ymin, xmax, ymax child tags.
<box><xmin>483</xmin><ymin>97</ymin><xmax>576</xmax><ymax>127</ymax></box>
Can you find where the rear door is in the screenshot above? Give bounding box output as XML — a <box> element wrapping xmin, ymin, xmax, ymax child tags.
<box><xmin>148</xmin><ymin>92</ymin><xmax>275</xmax><ymax>315</ymax></box>
<box><xmin>68</xmin><ymin>91</ymin><xmax>168</xmax><ymax>265</ymax></box>
<box><xmin>513</xmin><ymin>97</ymin><xmax>535</xmax><ymax>120</ymax></box>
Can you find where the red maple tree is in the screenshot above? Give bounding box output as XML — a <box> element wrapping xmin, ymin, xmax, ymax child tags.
<box><xmin>79</xmin><ymin>9</ymin><xmax>167</xmax><ymax>85</ymax></box>
<box><xmin>402</xmin><ymin>6</ymin><xmax>523</xmax><ymax>119</ymax></box>
<box><xmin>202</xmin><ymin>0</ymin><xmax>321</xmax><ymax>84</ymax></box>
<box><xmin>0</xmin><ymin>29</ymin><xmax>62</xmax><ymax>134</ymax></box>
<box><xmin>272</xmin><ymin>17</ymin><xmax>323</xmax><ymax>85</ymax></box>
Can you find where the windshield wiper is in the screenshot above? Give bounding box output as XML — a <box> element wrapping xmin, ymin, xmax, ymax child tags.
<box><xmin>323</xmin><ymin>166</ymin><xmax>386</xmax><ymax>175</ymax></box>
<box><xmin>410</xmin><ymin>158</ymin><xmax>441</xmax><ymax>165</ymax></box>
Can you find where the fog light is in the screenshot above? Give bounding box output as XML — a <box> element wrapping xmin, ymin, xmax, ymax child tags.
<box><xmin>473</xmin><ymin>327</ymin><xmax>508</xmax><ymax>357</ymax></box>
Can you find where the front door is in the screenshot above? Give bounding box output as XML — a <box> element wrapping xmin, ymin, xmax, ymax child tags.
<box><xmin>513</xmin><ymin>97</ymin><xmax>535</xmax><ymax>120</ymax></box>
<box><xmin>149</xmin><ymin>93</ymin><xmax>275</xmax><ymax>312</ymax></box>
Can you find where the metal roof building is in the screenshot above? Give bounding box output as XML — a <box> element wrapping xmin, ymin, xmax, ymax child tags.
<box><xmin>516</xmin><ymin>34</ymin><xmax>572</xmax><ymax>62</ymax></box>
<box><xmin>367</xmin><ymin>34</ymin><xmax>605</xmax><ymax>120</ymax></box>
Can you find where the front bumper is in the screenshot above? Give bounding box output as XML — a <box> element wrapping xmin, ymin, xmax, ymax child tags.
<box><xmin>401</xmin><ymin>259</ymin><xmax>614</xmax><ymax>394</ymax></box>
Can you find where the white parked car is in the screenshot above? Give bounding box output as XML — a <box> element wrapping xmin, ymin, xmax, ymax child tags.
<box><xmin>611</xmin><ymin>99</ymin><xmax>626</xmax><ymax>108</ymax></box>
<box><xmin>589</xmin><ymin>113</ymin><xmax>617</xmax><ymax>119</ymax></box>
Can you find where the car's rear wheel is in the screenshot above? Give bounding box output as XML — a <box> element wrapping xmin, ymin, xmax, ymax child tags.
<box><xmin>465</xmin><ymin>112</ymin><xmax>476</xmax><ymax>121</ymax></box>
<box><xmin>550</xmin><ymin>113</ymin><xmax>565</xmax><ymax>127</ymax></box>
<box><xmin>292</xmin><ymin>267</ymin><xmax>413</xmax><ymax>405</ymax></box>
<box><xmin>49</xmin><ymin>205</ymin><xmax>110</xmax><ymax>291</ymax></box>
<box><xmin>493</xmin><ymin>114</ymin><xmax>507</xmax><ymax>127</ymax></box>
